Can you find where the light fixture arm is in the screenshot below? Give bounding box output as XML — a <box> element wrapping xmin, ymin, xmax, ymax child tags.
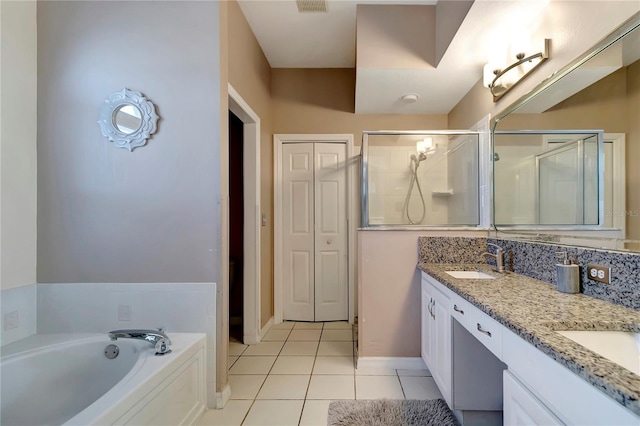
<box><xmin>489</xmin><ymin>39</ymin><xmax>551</xmax><ymax>102</ymax></box>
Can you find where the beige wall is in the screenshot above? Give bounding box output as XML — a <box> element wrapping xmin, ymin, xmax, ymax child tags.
<box><xmin>1</xmin><ymin>1</ymin><xmax>37</xmax><ymax>291</ymax></box>
<box><xmin>272</xmin><ymin>68</ymin><xmax>447</xmax><ymax>137</ymax></box>
<box><xmin>627</xmin><ymin>60</ymin><xmax>640</xmax><ymax>247</ymax></box>
<box><xmin>358</xmin><ymin>230</ymin><xmax>487</xmax><ymax>357</ymax></box>
<box><xmin>227</xmin><ymin>0</ymin><xmax>274</xmax><ymax>329</ymax></box>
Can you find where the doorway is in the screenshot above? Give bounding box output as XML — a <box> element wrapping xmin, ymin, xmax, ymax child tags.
<box><xmin>228</xmin><ymin>111</ymin><xmax>244</xmax><ymax>341</ymax></box>
<box><xmin>274</xmin><ymin>134</ymin><xmax>357</xmax><ymax>324</ymax></box>
<box><xmin>228</xmin><ymin>84</ymin><xmax>261</xmax><ymax>345</ymax></box>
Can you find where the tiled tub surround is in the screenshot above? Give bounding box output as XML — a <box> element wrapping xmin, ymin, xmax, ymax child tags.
<box><xmin>418</xmin><ymin>262</ymin><xmax>640</xmax><ymax>416</ymax></box>
<box><xmin>417</xmin><ymin>236</ymin><xmax>640</xmax><ymax>310</ymax></box>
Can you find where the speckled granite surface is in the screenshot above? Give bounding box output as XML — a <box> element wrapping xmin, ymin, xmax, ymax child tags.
<box><xmin>417</xmin><ymin>236</ymin><xmax>640</xmax><ymax>310</ymax></box>
<box><xmin>418</xmin><ymin>237</ymin><xmax>488</xmax><ymax>263</ymax></box>
<box><xmin>488</xmin><ymin>238</ymin><xmax>640</xmax><ymax>310</ymax></box>
<box><xmin>418</xmin><ymin>262</ymin><xmax>640</xmax><ymax>416</ymax></box>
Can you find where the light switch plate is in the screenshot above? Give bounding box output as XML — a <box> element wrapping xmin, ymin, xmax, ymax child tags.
<box><xmin>587</xmin><ymin>264</ymin><xmax>611</xmax><ymax>284</ymax></box>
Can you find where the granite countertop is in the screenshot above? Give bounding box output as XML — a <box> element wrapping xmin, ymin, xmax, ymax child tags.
<box><xmin>417</xmin><ymin>262</ymin><xmax>640</xmax><ymax>416</ymax></box>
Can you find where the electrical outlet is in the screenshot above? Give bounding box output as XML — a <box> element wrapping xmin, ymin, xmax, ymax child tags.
<box><xmin>3</xmin><ymin>310</ymin><xmax>19</xmax><ymax>331</ymax></box>
<box><xmin>118</xmin><ymin>304</ymin><xmax>132</xmax><ymax>321</ymax></box>
<box><xmin>587</xmin><ymin>264</ymin><xmax>611</xmax><ymax>284</ymax></box>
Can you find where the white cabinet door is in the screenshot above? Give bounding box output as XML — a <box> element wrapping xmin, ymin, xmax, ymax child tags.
<box><xmin>421</xmin><ymin>278</ymin><xmax>434</xmax><ymax>369</ymax></box>
<box><xmin>504</xmin><ymin>371</ymin><xmax>564</xmax><ymax>426</ymax></box>
<box><xmin>431</xmin><ymin>285</ymin><xmax>452</xmax><ymax>405</ymax></box>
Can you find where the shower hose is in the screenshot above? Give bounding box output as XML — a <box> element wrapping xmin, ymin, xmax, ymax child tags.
<box><xmin>402</xmin><ymin>156</ymin><xmax>426</xmax><ymax>224</ymax></box>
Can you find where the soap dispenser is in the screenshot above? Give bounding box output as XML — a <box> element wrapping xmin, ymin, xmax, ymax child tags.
<box><xmin>555</xmin><ymin>252</ymin><xmax>580</xmax><ymax>294</ymax></box>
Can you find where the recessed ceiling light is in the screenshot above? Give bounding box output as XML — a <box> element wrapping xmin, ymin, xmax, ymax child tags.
<box><xmin>401</xmin><ymin>94</ymin><xmax>419</xmax><ymax>104</ymax></box>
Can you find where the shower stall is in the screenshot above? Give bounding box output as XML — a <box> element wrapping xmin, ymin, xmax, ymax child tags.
<box><xmin>361</xmin><ymin>131</ymin><xmax>481</xmax><ymax>227</ymax></box>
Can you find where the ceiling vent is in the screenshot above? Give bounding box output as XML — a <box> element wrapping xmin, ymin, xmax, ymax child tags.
<box><xmin>296</xmin><ymin>0</ymin><xmax>328</xmax><ymax>13</ymax></box>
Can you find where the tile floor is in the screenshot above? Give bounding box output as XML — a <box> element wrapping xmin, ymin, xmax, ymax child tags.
<box><xmin>198</xmin><ymin>321</ymin><xmax>443</xmax><ymax>426</ymax></box>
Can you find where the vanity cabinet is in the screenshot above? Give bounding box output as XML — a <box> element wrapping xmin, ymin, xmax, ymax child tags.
<box><xmin>421</xmin><ymin>275</ymin><xmax>452</xmax><ymax>406</ymax></box>
<box><xmin>420</xmin><ymin>271</ymin><xmax>640</xmax><ymax>426</ymax></box>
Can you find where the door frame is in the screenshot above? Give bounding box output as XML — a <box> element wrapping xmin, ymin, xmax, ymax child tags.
<box><xmin>228</xmin><ymin>84</ymin><xmax>261</xmax><ymax>344</ymax></box>
<box><xmin>274</xmin><ymin>134</ymin><xmax>357</xmax><ymax>324</ymax></box>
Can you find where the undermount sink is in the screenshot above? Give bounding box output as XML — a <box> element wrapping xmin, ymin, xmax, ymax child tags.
<box><xmin>556</xmin><ymin>330</ymin><xmax>640</xmax><ymax>375</ymax></box>
<box><xmin>445</xmin><ymin>271</ymin><xmax>496</xmax><ymax>279</ymax></box>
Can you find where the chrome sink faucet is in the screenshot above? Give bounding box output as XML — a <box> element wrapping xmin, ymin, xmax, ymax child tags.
<box><xmin>108</xmin><ymin>328</ymin><xmax>172</xmax><ymax>355</ymax></box>
<box><xmin>482</xmin><ymin>243</ymin><xmax>505</xmax><ymax>273</ymax></box>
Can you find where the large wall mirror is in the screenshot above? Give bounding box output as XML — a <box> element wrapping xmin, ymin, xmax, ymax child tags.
<box><xmin>492</xmin><ymin>12</ymin><xmax>640</xmax><ymax>253</ymax></box>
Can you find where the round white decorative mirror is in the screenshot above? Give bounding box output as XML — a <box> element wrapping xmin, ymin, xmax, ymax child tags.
<box><xmin>98</xmin><ymin>88</ymin><xmax>159</xmax><ymax>151</ymax></box>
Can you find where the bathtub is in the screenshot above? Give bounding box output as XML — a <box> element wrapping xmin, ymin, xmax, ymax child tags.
<box><xmin>1</xmin><ymin>332</ymin><xmax>206</xmax><ymax>426</ymax></box>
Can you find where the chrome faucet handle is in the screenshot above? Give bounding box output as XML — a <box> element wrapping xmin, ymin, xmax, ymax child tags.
<box><xmin>155</xmin><ymin>338</ymin><xmax>172</xmax><ymax>355</ymax></box>
<box><xmin>487</xmin><ymin>242</ymin><xmax>504</xmax><ymax>252</ymax></box>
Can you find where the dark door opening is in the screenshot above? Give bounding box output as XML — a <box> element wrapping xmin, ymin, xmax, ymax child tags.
<box><xmin>229</xmin><ymin>111</ymin><xmax>244</xmax><ymax>343</ymax></box>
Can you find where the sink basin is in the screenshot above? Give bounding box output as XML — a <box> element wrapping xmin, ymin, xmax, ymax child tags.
<box><xmin>556</xmin><ymin>330</ymin><xmax>640</xmax><ymax>375</ymax></box>
<box><xmin>445</xmin><ymin>271</ymin><xmax>496</xmax><ymax>279</ymax></box>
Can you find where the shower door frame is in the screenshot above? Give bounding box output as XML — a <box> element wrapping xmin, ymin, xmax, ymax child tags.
<box><xmin>360</xmin><ymin>130</ymin><xmax>484</xmax><ymax>228</ymax></box>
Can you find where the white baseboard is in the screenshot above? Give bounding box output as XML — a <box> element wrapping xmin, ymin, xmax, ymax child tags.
<box><xmin>260</xmin><ymin>316</ymin><xmax>274</xmax><ymax>339</ymax></box>
<box><xmin>356</xmin><ymin>357</ymin><xmax>426</xmax><ymax>370</ymax></box>
<box><xmin>215</xmin><ymin>383</ymin><xmax>231</xmax><ymax>409</ymax></box>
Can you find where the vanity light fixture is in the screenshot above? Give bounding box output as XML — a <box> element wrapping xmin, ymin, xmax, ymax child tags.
<box><xmin>483</xmin><ymin>38</ymin><xmax>551</xmax><ymax>102</ymax></box>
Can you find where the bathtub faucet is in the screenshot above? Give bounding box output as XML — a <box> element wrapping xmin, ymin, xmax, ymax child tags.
<box><xmin>108</xmin><ymin>328</ymin><xmax>172</xmax><ymax>355</ymax></box>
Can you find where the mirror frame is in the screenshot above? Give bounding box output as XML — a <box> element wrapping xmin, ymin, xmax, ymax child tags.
<box><xmin>98</xmin><ymin>88</ymin><xmax>159</xmax><ymax>151</ymax></box>
<box><xmin>489</xmin><ymin>12</ymin><xmax>640</xmax><ymax>252</ymax></box>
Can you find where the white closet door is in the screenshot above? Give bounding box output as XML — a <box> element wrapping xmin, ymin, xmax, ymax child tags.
<box><xmin>282</xmin><ymin>143</ymin><xmax>315</xmax><ymax>321</ymax></box>
<box><xmin>314</xmin><ymin>143</ymin><xmax>347</xmax><ymax>321</ymax></box>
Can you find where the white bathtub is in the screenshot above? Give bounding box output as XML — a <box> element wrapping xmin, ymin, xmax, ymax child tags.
<box><xmin>1</xmin><ymin>333</ymin><xmax>206</xmax><ymax>426</ymax></box>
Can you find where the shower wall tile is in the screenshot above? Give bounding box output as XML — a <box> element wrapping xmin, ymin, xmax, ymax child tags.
<box><xmin>0</xmin><ymin>284</ymin><xmax>37</xmax><ymax>346</ymax></box>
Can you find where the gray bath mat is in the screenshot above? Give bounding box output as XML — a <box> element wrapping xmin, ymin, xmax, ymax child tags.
<box><xmin>327</xmin><ymin>399</ymin><xmax>459</xmax><ymax>426</ymax></box>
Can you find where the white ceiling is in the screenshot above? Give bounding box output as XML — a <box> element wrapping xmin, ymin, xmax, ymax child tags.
<box><xmin>237</xmin><ymin>0</ymin><xmax>552</xmax><ymax>114</ymax></box>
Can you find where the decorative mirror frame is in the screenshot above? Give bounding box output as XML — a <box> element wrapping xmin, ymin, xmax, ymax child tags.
<box><xmin>98</xmin><ymin>88</ymin><xmax>159</xmax><ymax>151</ymax></box>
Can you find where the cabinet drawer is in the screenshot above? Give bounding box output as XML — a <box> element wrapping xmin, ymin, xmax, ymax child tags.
<box><xmin>469</xmin><ymin>307</ymin><xmax>502</xmax><ymax>359</ymax></box>
<box><xmin>504</xmin><ymin>371</ymin><xmax>564</xmax><ymax>426</ymax></box>
<box><xmin>449</xmin><ymin>291</ymin><xmax>470</xmax><ymax>329</ymax></box>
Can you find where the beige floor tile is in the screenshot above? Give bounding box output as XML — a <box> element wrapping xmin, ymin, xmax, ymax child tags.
<box><xmin>312</xmin><ymin>356</ymin><xmax>355</xmax><ymax>375</ymax></box>
<box><xmin>307</xmin><ymin>375</ymin><xmax>355</xmax><ymax>399</ymax></box>
<box><xmin>262</xmin><ymin>329</ymin><xmax>291</xmax><ymax>341</ymax></box>
<box><xmin>299</xmin><ymin>400</ymin><xmax>333</xmax><ymax>426</ymax></box>
<box><xmin>228</xmin><ymin>356</ymin><xmax>239</xmax><ymax>370</ymax></box>
<box><xmin>355</xmin><ymin>366</ymin><xmax>397</xmax><ymax>376</ymax></box>
<box><xmin>323</xmin><ymin>321</ymin><xmax>352</xmax><ymax>330</ymax></box>
<box><xmin>242</xmin><ymin>341</ymin><xmax>284</xmax><ymax>356</ymax></box>
<box><xmin>281</xmin><ymin>341</ymin><xmax>319</xmax><ymax>356</ymax></box>
<box><xmin>270</xmin><ymin>355</ymin><xmax>315</xmax><ymax>375</ymax></box>
<box><xmin>288</xmin><ymin>329</ymin><xmax>322</xmax><ymax>341</ymax></box>
<box><xmin>321</xmin><ymin>329</ymin><xmax>353</xmax><ymax>341</ymax></box>
<box><xmin>243</xmin><ymin>400</ymin><xmax>304</xmax><ymax>426</ymax></box>
<box><xmin>256</xmin><ymin>374</ymin><xmax>310</xmax><ymax>399</ymax></box>
<box><xmin>317</xmin><ymin>341</ymin><xmax>353</xmax><ymax>356</ymax></box>
<box><xmin>229</xmin><ymin>341</ymin><xmax>248</xmax><ymax>356</ymax></box>
<box><xmin>356</xmin><ymin>375</ymin><xmax>404</xmax><ymax>400</ymax></box>
<box><xmin>229</xmin><ymin>356</ymin><xmax>276</xmax><ymax>375</ymax></box>
<box><xmin>197</xmin><ymin>400</ymin><xmax>251</xmax><ymax>426</ymax></box>
<box><xmin>293</xmin><ymin>322</ymin><xmax>324</xmax><ymax>330</ymax></box>
<box><xmin>228</xmin><ymin>374</ymin><xmax>266</xmax><ymax>400</ymax></box>
<box><xmin>271</xmin><ymin>321</ymin><xmax>295</xmax><ymax>330</ymax></box>
<box><xmin>399</xmin><ymin>376</ymin><xmax>443</xmax><ymax>400</ymax></box>
<box><xmin>397</xmin><ymin>369</ymin><xmax>431</xmax><ymax>377</ymax></box>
